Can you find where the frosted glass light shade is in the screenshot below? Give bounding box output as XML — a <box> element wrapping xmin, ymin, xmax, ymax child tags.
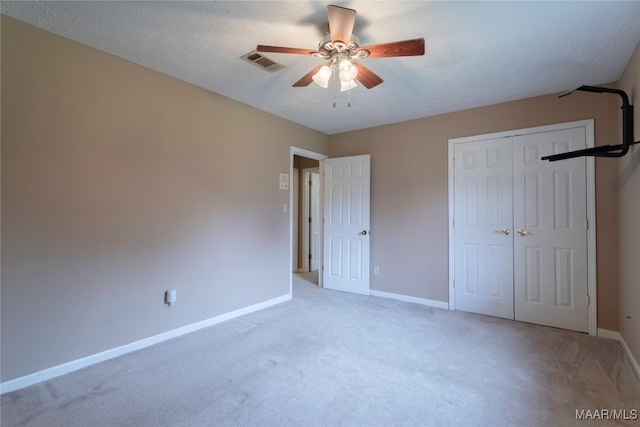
<box><xmin>340</xmin><ymin>80</ymin><xmax>357</xmax><ymax>91</ymax></box>
<box><xmin>338</xmin><ymin>59</ymin><xmax>358</xmax><ymax>82</ymax></box>
<box><xmin>312</xmin><ymin>65</ymin><xmax>332</xmax><ymax>88</ymax></box>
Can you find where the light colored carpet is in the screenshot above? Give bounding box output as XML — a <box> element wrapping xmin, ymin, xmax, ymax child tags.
<box><xmin>2</xmin><ymin>274</ymin><xmax>639</xmax><ymax>427</ymax></box>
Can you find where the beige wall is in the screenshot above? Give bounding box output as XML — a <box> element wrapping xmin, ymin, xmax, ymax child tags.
<box><xmin>329</xmin><ymin>86</ymin><xmax>620</xmax><ymax>330</ymax></box>
<box><xmin>616</xmin><ymin>42</ymin><xmax>640</xmax><ymax>366</ymax></box>
<box><xmin>0</xmin><ymin>16</ymin><xmax>328</xmax><ymax>382</ymax></box>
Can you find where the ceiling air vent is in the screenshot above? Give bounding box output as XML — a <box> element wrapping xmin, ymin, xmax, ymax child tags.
<box><xmin>241</xmin><ymin>51</ymin><xmax>285</xmax><ymax>73</ymax></box>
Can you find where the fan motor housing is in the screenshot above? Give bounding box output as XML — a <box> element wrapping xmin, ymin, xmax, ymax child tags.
<box><xmin>318</xmin><ymin>33</ymin><xmax>360</xmax><ymax>55</ymax></box>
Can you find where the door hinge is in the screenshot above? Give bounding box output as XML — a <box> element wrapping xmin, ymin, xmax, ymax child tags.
<box><xmin>586</xmin><ymin>295</ymin><xmax>590</xmax><ymax>306</ymax></box>
<box><xmin>308</xmin><ymin>253</ymin><xmax>312</xmax><ymax>260</ymax></box>
<box><xmin>453</xmin><ymin>218</ymin><xmax>455</xmax><ymax>227</ymax></box>
<box><xmin>309</xmin><ymin>217</ymin><xmax>312</xmax><ymax>223</ymax></box>
<box><xmin>586</xmin><ymin>219</ymin><xmax>589</xmax><ymax>230</ymax></box>
<box><xmin>452</xmin><ymin>158</ymin><xmax>455</xmax><ymax>167</ymax></box>
<box><xmin>453</xmin><ymin>279</ymin><xmax>455</xmax><ymax>288</ymax></box>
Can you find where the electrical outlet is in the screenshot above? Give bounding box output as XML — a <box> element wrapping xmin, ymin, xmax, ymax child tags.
<box><xmin>373</xmin><ymin>266</ymin><xmax>380</xmax><ymax>275</ymax></box>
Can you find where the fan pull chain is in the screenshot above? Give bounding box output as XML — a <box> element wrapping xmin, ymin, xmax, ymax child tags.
<box><xmin>332</xmin><ymin>63</ymin><xmax>337</xmax><ymax>108</ymax></box>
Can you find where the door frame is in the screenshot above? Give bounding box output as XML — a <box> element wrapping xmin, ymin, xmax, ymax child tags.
<box><xmin>290</xmin><ymin>147</ymin><xmax>328</xmax><ymax>294</ymax></box>
<box><xmin>447</xmin><ymin>119</ymin><xmax>597</xmax><ymax>336</ymax></box>
<box><xmin>302</xmin><ymin>167</ymin><xmax>320</xmax><ymax>273</ymax></box>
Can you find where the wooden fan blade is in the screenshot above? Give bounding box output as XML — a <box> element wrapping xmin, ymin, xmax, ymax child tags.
<box><xmin>356</xmin><ymin>38</ymin><xmax>425</xmax><ymax>58</ymax></box>
<box><xmin>257</xmin><ymin>45</ymin><xmax>321</xmax><ymax>56</ymax></box>
<box><xmin>293</xmin><ymin>64</ymin><xmax>325</xmax><ymax>87</ymax></box>
<box><xmin>327</xmin><ymin>5</ymin><xmax>356</xmax><ymax>45</ymax></box>
<box><xmin>353</xmin><ymin>62</ymin><xmax>383</xmax><ymax>89</ymax></box>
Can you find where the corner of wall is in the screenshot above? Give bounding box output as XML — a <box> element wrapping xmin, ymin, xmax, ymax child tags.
<box><xmin>616</xmin><ymin>40</ymin><xmax>640</xmax><ymax>373</ymax></box>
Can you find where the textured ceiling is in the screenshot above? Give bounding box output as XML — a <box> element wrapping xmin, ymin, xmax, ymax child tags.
<box><xmin>3</xmin><ymin>1</ymin><xmax>640</xmax><ymax>135</ymax></box>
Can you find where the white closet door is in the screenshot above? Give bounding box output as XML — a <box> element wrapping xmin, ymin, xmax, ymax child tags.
<box><xmin>512</xmin><ymin>128</ymin><xmax>588</xmax><ymax>332</ymax></box>
<box><xmin>454</xmin><ymin>138</ymin><xmax>514</xmax><ymax>319</ymax></box>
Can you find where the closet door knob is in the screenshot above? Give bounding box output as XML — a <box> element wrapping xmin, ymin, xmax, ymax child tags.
<box><xmin>517</xmin><ymin>229</ymin><xmax>532</xmax><ymax>236</ymax></box>
<box><xmin>494</xmin><ymin>229</ymin><xmax>510</xmax><ymax>235</ymax></box>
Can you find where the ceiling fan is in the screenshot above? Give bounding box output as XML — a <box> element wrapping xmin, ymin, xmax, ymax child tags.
<box><xmin>256</xmin><ymin>5</ymin><xmax>425</xmax><ymax>91</ymax></box>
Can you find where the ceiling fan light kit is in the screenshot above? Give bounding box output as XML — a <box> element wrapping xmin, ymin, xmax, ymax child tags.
<box><xmin>256</xmin><ymin>5</ymin><xmax>425</xmax><ymax>104</ymax></box>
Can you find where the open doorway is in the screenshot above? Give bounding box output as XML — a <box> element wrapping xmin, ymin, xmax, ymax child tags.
<box><xmin>289</xmin><ymin>148</ymin><xmax>371</xmax><ymax>296</ymax></box>
<box><xmin>301</xmin><ymin>166</ymin><xmax>320</xmax><ymax>273</ymax></box>
<box><xmin>290</xmin><ymin>148</ymin><xmax>327</xmax><ymax>293</ymax></box>
<box><xmin>294</xmin><ymin>156</ymin><xmax>319</xmax><ymax>273</ymax></box>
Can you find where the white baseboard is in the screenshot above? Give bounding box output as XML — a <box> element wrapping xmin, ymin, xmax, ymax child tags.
<box><xmin>370</xmin><ymin>289</ymin><xmax>448</xmax><ymax>310</ymax></box>
<box><xmin>597</xmin><ymin>328</ymin><xmax>620</xmax><ymax>340</ymax></box>
<box><xmin>598</xmin><ymin>328</ymin><xmax>640</xmax><ymax>380</ymax></box>
<box><xmin>0</xmin><ymin>293</ymin><xmax>291</xmax><ymax>395</ymax></box>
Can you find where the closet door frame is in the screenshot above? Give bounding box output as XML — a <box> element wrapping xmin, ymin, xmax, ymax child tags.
<box><xmin>447</xmin><ymin>119</ymin><xmax>597</xmax><ymax>336</ymax></box>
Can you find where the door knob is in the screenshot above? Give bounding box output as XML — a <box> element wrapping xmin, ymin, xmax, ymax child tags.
<box><xmin>517</xmin><ymin>229</ymin><xmax>532</xmax><ymax>236</ymax></box>
<box><xmin>359</xmin><ymin>230</ymin><xmax>368</xmax><ymax>236</ymax></box>
<box><xmin>494</xmin><ymin>229</ymin><xmax>510</xmax><ymax>235</ymax></box>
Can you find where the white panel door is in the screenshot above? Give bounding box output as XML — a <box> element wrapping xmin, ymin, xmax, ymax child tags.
<box><xmin>454</xmin><ymin>138</ymin><xmax>514</xmax><ymax>319</ymax></box>
<box><xmin>323</xmin><ymin>155</ymin><xmax>370</xmax><ymax>295</ymax></box>
<box><xmin>513</xmin><ymin>128</ymin><xmax>588</xmax><ymax>332</ymax></box>
<box><xmin>310</xmin><ymin>172</ymin><xmax>321</xmax><ymax>272</ymax></box>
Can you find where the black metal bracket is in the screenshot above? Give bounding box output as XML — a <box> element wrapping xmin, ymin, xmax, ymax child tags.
<box><xmin>541</xmin><ymin>85</ymin><xmax>639</xmax><ymax>161</ymax></box>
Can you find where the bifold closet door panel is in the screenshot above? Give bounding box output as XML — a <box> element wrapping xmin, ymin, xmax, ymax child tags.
<box><xmin>512</xmin><ymin>128</ymin><xmax>589</xmax><ymax>332</ymax></box>
<box><xmin>453</xmin><ymin>137</ymin><xmax>514</xmax><ymax>320</ymax></box>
